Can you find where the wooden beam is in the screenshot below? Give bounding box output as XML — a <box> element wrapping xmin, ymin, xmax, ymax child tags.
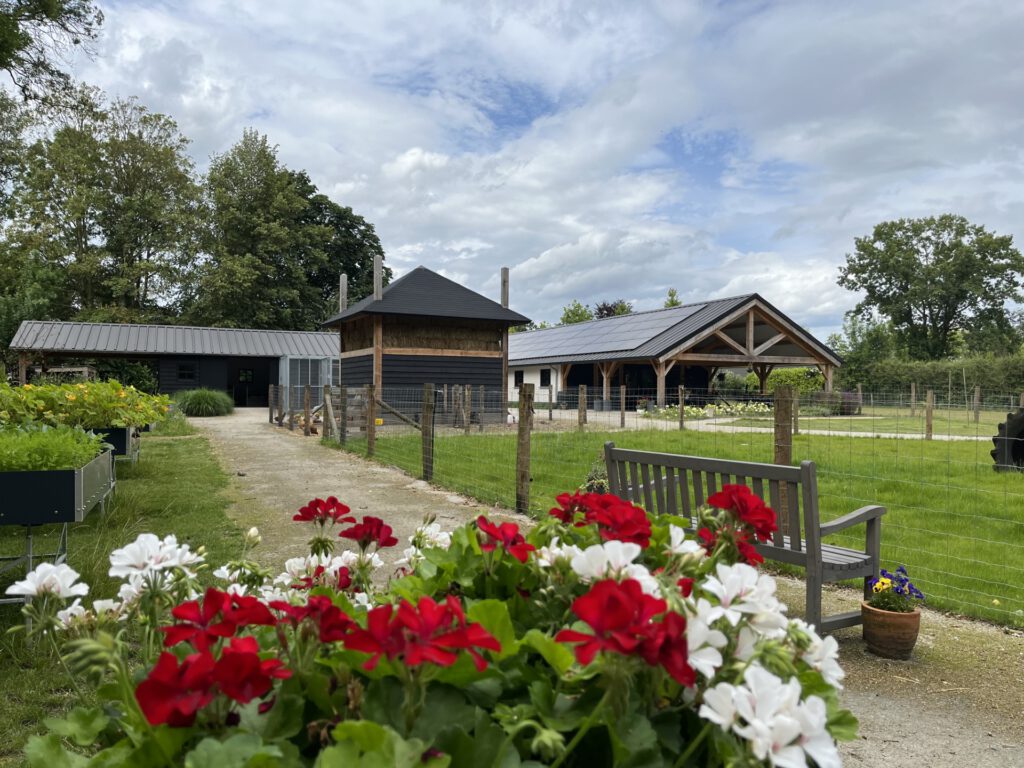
<box><xmin>672</xmin><ymin>353</ymin><xmax>822</xmax><ymax>365</ymax></box>
<box><xmin>383</xmin><ymin>347</ymin><xmax>503</xmax><ymax>358</ymax></box>
<box><xmin>653</xmin><ymin>359</ymin><xmax>667</xmax><ymax>407</ymax></box>
<box><xmin>560</xmin><ymin>364</ymin><xmax>572</xmax><ymax>389</ymax></box>
<box><xmin>373</xmin><ymin>316</ymin><xmax>383</xmax><ymax>391</ymax></box>
<box><xmin>746</xmin><ymin>310</ymin><xmax>755</xmax><ymax>354</ymax></box>
<box><xmin>340</xmin><ymin>347</ymin><xmax>374</xmax><ymax>359</ymax></box>
<box><xmin>714</xmin><ymin>330</ymin><xmax>747</xmax><ymax>356</ymax></box>
<box><xmin>17</xmin><ymin>353</ymin><xmax>28</xmax><ymax>385</ymax></box>
<box><xmin>339</xmin><ymin>273</ymin><xmax>348</xmax><ymax>312</ymax></box>
<box><xmin>753</xmin><ymin>332</ymin><xmax>788</xmax><ymax>356</ymax></box>
<box><xmin>501</xmin><ymin>267</ymin><xmax>509</xmax><ymax>407</ymax></box>
<box><xmin>373</xmin><ymin>253</ymin><xmax>383</xmax><ymax>301</ymax></box>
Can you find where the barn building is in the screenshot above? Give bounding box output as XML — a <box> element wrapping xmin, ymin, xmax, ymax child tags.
<box><xmin>322</xmin><ymin>265</ymin><xmax>529</xmax><ymax>401</ymax></box>
<box><xmin>9</xmin><ymin>321</ymin><xmax>337</xmax><ymax>408</ymax></box>
<box><xmin>508</xmin><ymin>294</ymin><xmax>841</xmax><ymax>407</ymax></box>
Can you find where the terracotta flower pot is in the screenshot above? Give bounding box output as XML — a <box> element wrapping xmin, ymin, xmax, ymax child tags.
<box><xmin>861</xmin><ymin>601</ymin><xmax>921</xmax><ymax>659</ymax></box>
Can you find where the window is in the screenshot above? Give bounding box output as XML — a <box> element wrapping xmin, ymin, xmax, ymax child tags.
<box><xmin>539</xmin><ymin>368</ymin><xmax>551</xmax><ymax>387</ymax></box>
<box><xmin>177</xmin><ymin>363</ymin><xmax>196</xmax><ymax>381</ymax></box>
<box><xmin>238</xmin><ymin>369</ymin><xmax>254</xmax><ymax>383</ymax></box>
<box><xmin>514</xmin><ymin>370</ymin><xmax>524</xmax><ymax>387</ymax></box>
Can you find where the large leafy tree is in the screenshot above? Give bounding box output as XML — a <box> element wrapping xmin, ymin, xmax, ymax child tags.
<box><xmin>559</xmin><ymin>299</ymin><xmax>593</xmax><ymax>325</ymax></box>
<box><xmin>664</xmin><ymin>288</ymin><xmax>682</xmax><ymax>308</ymax></box>
<box><xmin>186</xmin><ymin>130</ymin><xmax>386</xmax><ymax>330</ymax></box>
<box><xmin>594</xmin><ymin>299</ymin><xmax>632</xmax><ymax>318</ymax></box>
<box><xmin>0</xmin><ymin>0</ymin><xmax>102</xmax><ymax>100</ymax></box>
<box><xmin>838</xmin><ymin>215</ymin><xmax>1024</xmax><ymax>360</ymax></box>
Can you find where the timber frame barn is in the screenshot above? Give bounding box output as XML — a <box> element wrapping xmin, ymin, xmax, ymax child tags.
<box><xmin>322</xmin><ymin>265</ymin><xmax>529</xmax><ymax>400</ymax></box>
<box><xmin>508</xmin><ymin>293</ymin><xmax>841</xmax><ymax>407</ymax></box>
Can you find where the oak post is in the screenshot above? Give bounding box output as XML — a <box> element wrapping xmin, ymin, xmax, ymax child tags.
<box><xmin>338</xmin><ymin>386</ymin><xmax>348</xmax><ymax>445</ymax></box>
<box><xmin>620</xmin><ymin>385</ymin><xmax>626</xmax><ymax>428</ymax></box>
<box><xmin>268</xmin><ymin>385</ymin><xmax>274</xmax><ymax>423</ymax></box>
<box><xmin>678</xmin><ymin>386</ymin><xmax>685</xmax><ymax>430</ymax></box>
<box><xmin>578</xmin><ymin>385</ymin><xmax>586</xmax><ymax>430</ymax></box>
<box><xmin>421</xmin><ymin>383</ymin><xmax>435</xmax><ymax>481</ymax></box>
<box><xmin>973</xmin><ymin>385</ymin><xmax>981</xmax><ymax>424</ymax></box>
<box><xmin>925</xmin><ymin>390</ymin><xmax>934</xmax><ymax>440</ymax></box>
<box><xmin>910</xmin><ymin>383</ymin><xmax>917</xmax><ymax>417</ymax></box>
<box><xmin>478</xmin><ymin>385</ymin><xmax>485</xmax><ymax>432</ymax></box>
<box><xmin>303</xmin><ymin>385</ymin><xmax>311</xmax><ymax>437</ymax></box>
<box><xmin>548</xmin><ymin>385</ymin><xmax>553</xmax><ymax>421</ymax></box>
<box><xmin>773</xmin><ymin>386</ymin><xmax>794</xmax><ymax>531</ymax></box>
<box><xmin>463</xmin><ymin>384</ymin><xmax>471</xmax><ymax>435</ymax></box>
<box><xmin>366</xmin><ymin>384</ymin><xmax>377</xmax><ymax>456</ymax></box>
<box><xmin>515</xmin><ymin>384</ymin><xmax>534</xmax><ymax>515</ymax></box>
<box><xmin>322</xmin><ymin>385</ymin><xmax>333</xmax><ymax>438</ymax></box>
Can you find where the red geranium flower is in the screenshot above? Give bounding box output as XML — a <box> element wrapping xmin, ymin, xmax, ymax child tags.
<box><xmin>555</xmin><ymin>579</ymin><xmax>667</xmax><ymax>664</ymax></box>
<box><xmin>637</xmin><ymin>611</ymin><xmax>695</xmax><ymax>686</ymax></box>
<box><xmin>213</xmin><ymin>635</ymin><xmax>291</xmax><ymax>704</ymax></box>
<box><xmin>135</xmin><ymin>651</ymin><xmax>216</xmax><ymax>726</ymax></box>
<box><xmin>162</xmin><ymin>587</ymin><xmax>237</xmax><ymax>651</ymax></box>
<box><xmin>342</xmin><ymin>603</ymin><xmax>405</xmax><ymax>669</ymax></box>
<box><xmin>293</xmin><ymin>496</ymin><xmax>354</xmax><ymax>525</ymax></box>
<box><xmin>734</xmin><ymin>530</ymin><xmax>764</xmax><ymax>566</ymax></box>
<box><xmin>677</xmin><ymin>577</ymin><xmax>694</xmax><ymax>598</ymax></box>
<box><xmin>292</xmin><ymin>565</ymin><xmax>352</xmax><ymax>591</ymax></box>
<box><xmin>708</xmin><ymin>484</ymin><xmax>777</xmax><ymax>542</ymax></box>
<box><xmin>476</xmin><ymin>516</ymin><xmax>535</xmax><ymax>563</ymax></box>
<box><xmin>271</xmin><ymin>595</ymin><xmax>353</xmax><ymax>642</ymax></box>
<box><xmin>549</xmin><ymin>492</ymin><xmax>597</xmax><ymax>525</ymax></box>
<box><xmin>593</xmin><ymin>501</ymin><xmax>652</xmax><ymax>548</ymax></box>
<box><xmin>339</xmin><ymin>516</ymin><xmax>399</xmax><ymax>551</ymax></box>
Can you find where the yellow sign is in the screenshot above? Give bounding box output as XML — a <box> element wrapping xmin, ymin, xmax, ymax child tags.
<box><xmin>375</xmin><ymin>418</ymin><xmax>384</xmax><ymax>426</ymax></box>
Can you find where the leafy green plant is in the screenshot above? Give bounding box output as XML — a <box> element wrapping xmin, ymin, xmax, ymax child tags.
<box><xmin>867</xmin><ymin>565</ymin><xmax>925</xmax><ymax>613</ymax></box>
<box><xmin>174</xmin><ymin>388</ymin><xmax>234</xmax><ymax>417</ymax></box>
<box><xmin>0</xmin><ymin>426</ymin><xmax>105</xmax><ymax>472</ymax></box>
<box><xmin>149</xmin><ymin>411</ymin><xmax>196</xmax><ymax>436</ymax></box>
<box><xmin>0</xmin><ymin>382</ymin><xmax>170</xmax><ymax>428</ymax></box>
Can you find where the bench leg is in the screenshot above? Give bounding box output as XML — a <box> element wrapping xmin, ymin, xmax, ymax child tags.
<box><xmin>864</xmin><ymin>517</ymin><xmax>882</xmax><ymax>600</ymax></box>
<box><xmin>806</xmin><ymin>568</ymin><xmax>822</xmax><ymax>630</ymax></box>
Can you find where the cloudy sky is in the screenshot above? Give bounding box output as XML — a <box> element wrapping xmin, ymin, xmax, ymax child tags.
<box><xmin>73</xmin><ymin>0</ymin><xmax>1024</xmax><ymax>338</ymax></box>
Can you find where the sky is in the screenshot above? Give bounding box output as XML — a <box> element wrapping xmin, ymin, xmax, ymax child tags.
<box><xmin>71</xmin><ymin>0</ymin><xmax>1024</xmax><ymax>339</ymax></box>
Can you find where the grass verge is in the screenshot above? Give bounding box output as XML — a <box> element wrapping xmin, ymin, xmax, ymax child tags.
<box><xmin>0</xmin><ymin>435</ymin><xmax>240</xmax><ymax>766</ymax></box>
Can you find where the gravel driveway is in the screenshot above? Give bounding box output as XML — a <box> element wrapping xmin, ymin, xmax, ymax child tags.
<box><xmin>194</xmin><ymin>409</ymin><xmax>1024</xmax><ymax>768</ymax></box>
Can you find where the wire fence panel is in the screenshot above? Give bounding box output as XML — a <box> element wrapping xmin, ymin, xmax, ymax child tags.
<box><xmin>318</xmin><ymin>384</ymin><xmax>1024</xmax><ymax>627</ymax></box>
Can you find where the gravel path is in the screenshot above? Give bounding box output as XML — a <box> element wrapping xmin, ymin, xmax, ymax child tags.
<box><xmin>194</xmin><ymin>409</ymin><xmax>1024</xmax><ymax>768</ymax></box>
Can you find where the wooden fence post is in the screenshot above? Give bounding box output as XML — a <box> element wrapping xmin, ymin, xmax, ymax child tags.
<box><xmin>338</xmin><ymin>386</ymin><xmax>348</xmax><ymax>445</ymax></box>
<box><xmin>303</xmin><ymin>385</ymin><xmax>311</xmax><ymax>437</ymax></box>
<box><xmin>288</xmin><ymin>388</ymin><xmax>295</xmax><ymax>431</ymax></box>
<box><xmin>910</xmin><ymin>383</ymin><xmax>917</xmax><ymax>417</ymax></box>
<box><xmin>516</xmin><ymin>384</ymin><xmax>534</xmax><ymax>515</ymax></box>
<box><xmin>856</xmin><ymin>383</ymin><xmax>863</xmax><ymax>415</ymax></box>
<box><xmin>451</xmin><ymin>385</ymin><xmax>460</xmax><ymax>427</ymax></box>
<box><xmin>548</xmin><ymin>385</ymin><xmax>553</xmax><ymax>421</ymax></box>
<box><xmin>578</xmin><ymin>385</ymin><xmax>586</xmax><ymax>430</ymax></box>
<box><xmin>773</xmin><ymin>386</ymin><xmax>794</xmax><ymax>531</ymax></box>
<box><xmin>1019</xmin><ymin>392</ymin><xmax>1024</xmax><ymax>409</ymax></box>
<box><xmin>322</xmin><ymin>385</ymin><xmax>333</xmax><ymax>439</ymax></box>
<box><xmin>478</xmin><ymin>385</ymin><xmax>485</xmax><ymax>432</ymax></box>
<box><xmin>366</xmin><ymin>384</ymin><xmax>377</xmax><ymax>456</ymax></box>
<box><xmin>421</xmin><ymin>383</ymin><xmax>435</xmax><ymax>481</ymax></box>
<box><xmin>463</xmin><ymin>384</ymin><xmax>471</xmax><ymax>436</ymax></box>
<box><xmin>925</xmin><ymin>390</ymin><xmax>934</xmax><ymax>440</ymax></box>
<box><xmin>793</xmin><ymin>391</ymin><xmax>800</xmax><ymax>435</ymax></box>
<box><xmin>678</xmin><ymin>386</ymin><xmax>685</xmax><ymax>430</ymax></box>
<box><xmin>973</xmin><ymin>385</ymin><xmax>981</xmax><ymax>424</ymax></box>
<box><xmin>268</xmin><ymin>385</ymin><xmax>274</xmax><ymax>423</ymax></box>
<box><xmin>620</xmin><ymin>385</ymin><xmax>626</xmax><ymax>429</ymax></box>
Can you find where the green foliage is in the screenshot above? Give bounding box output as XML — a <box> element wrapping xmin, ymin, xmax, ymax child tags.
<box><xmin>827</xmin><ymin>315</ymin><xmax>899</xmax><ymax>389</ymax></box>
<box><xmin>149</xmin><ymin>410</ymin><xmax>196</xmax><ymax>436</ymax></box>
<box><xmin>94</xmin><ymin>360</ymin><xmax>159</xmax><ymax>393</ymax></box>
<box><xmin>593</xmin><ymin>299</ymin><xmax>631</xmax><ymax>318</ymax></box>
<box><xmin>0</xmin><ymin>424</ymin><xmax>103</xmax><ymax>471</ymax></box>
<box><xmin>558</xmin><ymin>299</ymin><xmax>593</xmax><ymax>325</ymax></box>
<box><xmin>509</xmin><ymin>320</ymin><xmax>552</xmax><ymax>334</ymax></box>
<box><xmin>743</xmin><ymin>367</ymin><xmax>825</xmax><ymax>395</ymax></box>
<box><xmin>839</xmin><ymin>215</ymin><xmax>1024</xmax><ymax>360</ymax></box>
<box><xmin>663</xmin><ymin>288</ymin><xmax>682</xmax><ymax>308</ymax></box>
<box><xmin>844</xmin><ymin>354</ymin><xmax>1024</xmax><ymax>395</ymax></box>
<box><xmin>0</xmin><ymin>381</ymin><xmax>170</xmax><ymax>427</ymax></box>
<box><xmin>174</xmin><ymin>388</ymin><xmax>234</xmax><ymax>417</ymax></box>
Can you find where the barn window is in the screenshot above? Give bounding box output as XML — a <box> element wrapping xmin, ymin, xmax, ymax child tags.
<box><xmin>238</xmin><ymin>369</ymin><xmax>254</xmax><ymax>383</ymax></box>
<box><xmin>177</xmin><ymin>363</ymin><xmax>196</xmax><ymax>381</ymax></box>
<box><xmin>539</xmin><ymin>368</ymin><xmax>551</xmax><ymax>387</ymax></box>
<box><xmin>514</xmin><ymin>370</ymin><xmax>524</xmax><ymax>387</ymax></box>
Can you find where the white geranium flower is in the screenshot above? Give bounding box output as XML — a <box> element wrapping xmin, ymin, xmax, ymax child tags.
<box><xmin>624</xmin><ymin>564</ymin><xmax>662</xmax><ymax>597</ymax></box>
<box><xmin>535</xmin><ymin>537</ymin><xmax>583</xmax><ymax>569</ymax></box>
<box><xmin>791</xmin><ymin>619</ymin><xmax>845</xmax><ymax>690</ymax></box>
<box><xmin>700</xmin><ymin>563</ymin><xmax>783</xmax><ymax>627</ymax></box>
<box><xmin>108</xmin><ymin>533</ymin><xmax>203</xmax><ymax>578</ymax></box>
<box><xmin>685</xmin><ymin>599</ymin><xmax>727</xmax><ymax>678</ymax></box>
<box><xmin>732</xmin><ymin>665</ymin><xmax>804</xmax><ymax>766</ymax></box>
<box><xmin>793</xmin><ymin>696</ymin><xmax>841</xmax><ymax>768</ymax></box>
<box><xmin>666</xmin><ymin>525</ymin><xmax>703</xmax><ymax>558</ymax></box>
<box><xmin>570</xmin><ymin>541</ymin><xmax>642</xmax><ymax>581</ymax></box>
<box><xmin>56</xmin><ymin>598</ymin><xmax>86</xmax><ymax>627</ymax></box>
<box><xmin>258</xmin><ymin>583</ymin><xmax>296</xmax><ymax>603</ymax></box>
<box><xmin>699</xmin><ymin>682</ymin><xmax>739</xmax><ymax>728</ymax></box>
<box><xmin>351</xmin><ymin>592</ymin><xmax>373</xmax><ymax>610</ymax></box>
<box><xmin>92</xmin><ymin>599</ymin><xmax>122</xmax><ymax>619</ymax></box>
<box><xmin>6</xmin><ymin>563</ymin><xmax>89</xmax><ymax>599</ymax></box>
<box><xmin>213</xmin><ymin>565</ymin><xmax>240</xmax><ymax>582</ymax></box>
<box><xmin>412</xmin><ymin>522</ymin><xmax>451</xmax><ymax>549</ymax></box>
<box><xmin>395</xmin><ymin>546</ymin><xmax>422</xmax><ymax>569</ymax></box>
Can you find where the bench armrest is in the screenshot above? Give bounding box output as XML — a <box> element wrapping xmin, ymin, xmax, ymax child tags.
<box><xmin>819</xmin><ymin>505</ymin><xmax>886</xmax><ymax>537</ymax></box>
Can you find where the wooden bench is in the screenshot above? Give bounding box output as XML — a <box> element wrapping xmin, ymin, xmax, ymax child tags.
<box><xmin>604</xmin><ymin>442</ymin><xmax>885</xmax><ymax>633</ymax></box>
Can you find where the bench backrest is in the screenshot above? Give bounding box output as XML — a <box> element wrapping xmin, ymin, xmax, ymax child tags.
<box><xmin>604</xmin><ymin>442</ymin><xmax>821</xmax><ymax>565</ymax></box>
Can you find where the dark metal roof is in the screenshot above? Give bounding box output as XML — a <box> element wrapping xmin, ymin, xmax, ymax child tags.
<box><xmin>322</xmin><ymin>266</ymin><xmax>529</xmax><ymax>326</ymax></box>
<box><xmin>10</xmin><ymin>321</ymin><xmax>338</xmax><ymax>358</ymax></box>
<box><xmin>509</xmin><ymin>294</ymin><xmax>840</xmax><ymax>366</ymax></box>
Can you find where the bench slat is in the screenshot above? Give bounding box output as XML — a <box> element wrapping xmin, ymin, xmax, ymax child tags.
<box><xmin>788</xmin><ymin>480</ymin><xmax>802</xmax><ymax>552</ymax></box>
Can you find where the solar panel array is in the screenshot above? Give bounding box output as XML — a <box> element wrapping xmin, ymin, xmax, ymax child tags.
<box><xmin>509</xmin><ymin>303</ymin><xmax>705</xmax><ymax>360</ymax></box>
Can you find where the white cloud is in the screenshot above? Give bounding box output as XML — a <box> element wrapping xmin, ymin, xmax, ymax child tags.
<box><xmin>72</xmin><ymin>0</ymin><xmax>1024</xmax><ymax>339</ymax></box>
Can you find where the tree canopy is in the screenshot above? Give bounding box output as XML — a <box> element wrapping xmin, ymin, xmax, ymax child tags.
<box><xmin>664</xmin><ymin>288</ymin><xmax>682</xmax><ymax>308</ymax></box>
<box><xmin>838</xmin><ymin>215</ymin><xmax>1024</xmax><ymax>360</ymax></box>
<box><xmin>0</xmin><ymin>0</ymin><xmax>102</xmax><ymax>100</ymax></box>
<box><xmin>594</xmin><ymin>299</ymin><xmax>632</xmax><ymax>318</ymax></box>
<box><xmin>559</xmin><ymin>299</ymin><xmax>593</xmax><ymax>325</ymax></box>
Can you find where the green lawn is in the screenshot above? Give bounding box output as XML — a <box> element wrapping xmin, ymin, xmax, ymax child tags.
<box><xmin>355</xmin><ymin>426</ymin><xmax>1024</xmax><ymax>627</ymax></box>
<box><xmin>0</xmin><ymin>435</ymin><xmax>240</xmax><ymax>766</ymax></box>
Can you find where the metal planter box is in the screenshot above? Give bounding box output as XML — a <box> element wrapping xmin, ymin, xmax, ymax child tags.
<box><xmin>0</xmin><ymin>450</ymin><xmax>115</xmax><ymax>526</ymax></box>
<box><xmin>95</xmin><ymin>426</ymin><xmax>141</xmax><ymax>462</ymax></box>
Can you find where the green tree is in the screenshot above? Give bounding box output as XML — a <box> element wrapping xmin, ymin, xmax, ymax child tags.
<box><xmin>826</xmin><ymin>315</ymin><xmax>899</xmax><ymax>389</ymax></box>
<box><xmin>594</xmin><ymin>299</ymin><xmax>632</xmax><ymax>318</ymax></box>
<box><xmin>0</xmin><ymin>0</ymin><xmax>102</xmax><ymax>100</ymax></box>
<box><xmin>509</xmin><ymin>321</ymin><xmax>551</xmax><ymax>334</ymax></box>
<box><xmin>664</xmin><ymin>288</ymin><xmax>682</xmax><ymax>308</ymax></box>
<box><xmin>559</xmin><ymin>299</ymin><xmax>593</xmax><ymax>325</ymax></box>
<box><xmin>838</xmin><ymin>215</ymin><xmax>1024</xmax><ymax>360</ymax></box>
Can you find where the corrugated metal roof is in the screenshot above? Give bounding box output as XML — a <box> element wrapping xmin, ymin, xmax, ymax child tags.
<box><xmin>323</xmin><ymin>266</ymin><xmax>530</xmax><ymax>326</ymax></box>
<box><xmin>509</xmin><ymin>294</ymin><xmax>840</xmax><ymax>366</ymax></box>
<box><xmin>10</xmin><ymin>321</ymin><xmax>338</xmax><ymax>358</ymax></box>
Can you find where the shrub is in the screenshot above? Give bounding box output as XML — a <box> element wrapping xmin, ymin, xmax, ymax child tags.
<box><xmin>808</xmin><ymin>390</ymin><xmax>861</xmax><ymax>416</ymax></box>
<box><xmin>0</xmin><ymin>425</ymin><xmax>105</xmax><ymax>471</ymax></box>
<box><xmin>744</xmin><ymin>367</ymin><xmax>825</xmax><ymax>394</ymax></box>
<box><xmin>0</xmin><ymin>381</ymin><xmax>170</xmax><ymax>428</ymax></box>
<box><xmin>174</xmin><ymin>388</ymin><xmax>234</xmax><ymax>417</ymax></box>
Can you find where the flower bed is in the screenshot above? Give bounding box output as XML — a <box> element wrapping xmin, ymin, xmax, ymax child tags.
<box><xmin>0</xmin><ymin>381</ymin><xmax>170</xmax><ymax>429</ymax></box>
<box><xmin>641</xmin><ymin>401</ymin><xmax>773</xmax><ymax>421</ymax></box>
<box><xmin>10</xmin><ymin>486</ymin><xmax>854</xmax><ymax>767</ymax></box>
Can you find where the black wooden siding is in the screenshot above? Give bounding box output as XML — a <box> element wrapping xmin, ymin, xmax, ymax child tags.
<box><xmin>338</xmin><ymin>355</ymin><xmax>373</xmax><ymax>386</ymax></box>
<box><xmin>156</xmin><ymin>356</ymin><xmax>276</xmax><ymax>406</ymax></box>
<box><xmin>383</xmin><ymin>355</ymin><xmax>502</xmax><ymax>388</ymax></box>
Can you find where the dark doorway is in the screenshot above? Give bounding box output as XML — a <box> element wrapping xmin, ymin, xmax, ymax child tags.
<box><xmin>227</xmin><ymin>357</ymin><xmax>273</xmax><ymax>407</ymax></box>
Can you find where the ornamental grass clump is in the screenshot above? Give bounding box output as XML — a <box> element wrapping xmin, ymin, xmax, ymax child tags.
<box><xmin>867</xmin><ymin>565</ymin><xmax>925</xmax><ymax>612</ymax></box>
<box><xmin>9</xmin><ymin>484</ymin><xmax>856</xmax><ymax>768</ymax></box>
<box><xmin>174</xmin><ymin>388</ymin><xmax>234</xmax><ymax>417</ymax></box>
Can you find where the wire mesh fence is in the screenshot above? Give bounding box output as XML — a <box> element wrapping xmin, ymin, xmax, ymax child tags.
<box><xmin>311</xmin><ymin>382</ymin><xmax>1024</xmax><ymax>628</ymax></box>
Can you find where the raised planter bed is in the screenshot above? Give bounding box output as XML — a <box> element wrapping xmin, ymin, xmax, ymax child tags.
<box><xmin>94</xmin><ymin>426</ymin><xmax>141</xmax><ymax>463</ymax></box>
<box><xmin>0</xmin><ymin>450</ymin><xmax>115</xmax><ymax>527</ymax></box>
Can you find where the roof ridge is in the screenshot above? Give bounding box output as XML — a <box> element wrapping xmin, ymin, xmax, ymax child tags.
<box><xmin>21</xmin><ymin>320</ymin><xmax>335</xmax><ymax>336</ymax></box>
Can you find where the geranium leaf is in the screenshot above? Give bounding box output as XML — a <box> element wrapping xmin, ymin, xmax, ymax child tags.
<box><xmin>321</xmin><ymin>721</ymin><xmax>432</xmax><ymax>768</ymax></box>
<box><xmin>43</xmin><ymin>706</ymin><xmax>109</xmax><ymax>747</ymax></box>
<box><xmin>25</xmin><ymin>734</ymin><xmax>86</xmax><ymax>768</ymax></box>
<box><xmin>183</xmin><ymin>734</ymin><xmax>282</xmax><ymax>768</ymax></box>
<box><xmin>467</xmin><ymin>600</ymin><xmax>518</xmax><ymax>660</ymax></box>
<box><xmin>826</xmin><ymin>707</ymin><xmax>859</xmax><ymax>742</ymax></box>
<box><xmin>410</xmin><ymin>685</ymin><xmax>475</xmax><ymax>741</ymax></box>
<box><xmin>261</xmin><ymin>692</ymin><xmax>305</xmax><ymax>741</ymax></box>
<box><xmin>521</xmin><ymin>630</ymin><xmax>574</xmax><ymax>676</ymax></box>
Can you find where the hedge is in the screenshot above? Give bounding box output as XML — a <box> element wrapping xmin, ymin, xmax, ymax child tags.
<box><xmin>835</xmin><ymin>355</ymin><xmax>1024</xmax><ymax>397</ymax></box>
